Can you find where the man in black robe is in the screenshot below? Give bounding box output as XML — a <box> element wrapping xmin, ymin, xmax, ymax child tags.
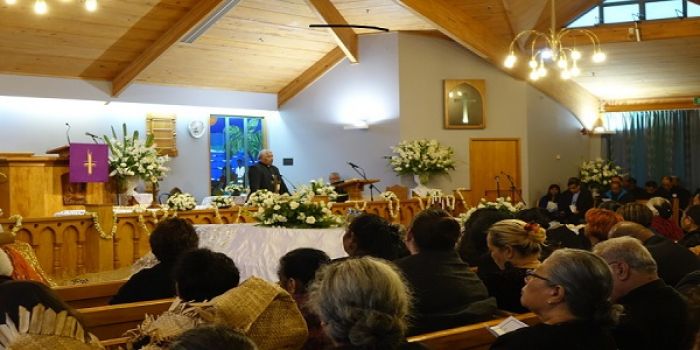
<box><xmin>247</xmin><ymin>149</ymin><xmax>288</xmax><ymax>195</ymax></box>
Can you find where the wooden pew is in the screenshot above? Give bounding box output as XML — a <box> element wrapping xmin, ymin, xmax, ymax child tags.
<box><xmin>53</xmin><ymin>280</ymin><xmax>126</xmax><ymax>308</ymax></box>
<box><xmin>79</xmin><ymin>298</ymin><xmax>174</xmax><ymax>340</ymax></box>
<box><xmin>407</xmin><ymin>313</ymin><xmax>539</xmax><ymax>350</ymax></box>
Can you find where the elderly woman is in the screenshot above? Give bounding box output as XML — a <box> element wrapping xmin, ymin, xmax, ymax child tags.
<box><xmin>584</xmin><ymin>208</ymin><xmax>624</xmax><ymax>246</ymax></box>
<box><xmin>479</xmin><ymin>219</ymin><xmax>546</xmax><ymax>313</ymax></box>
<box><xmin>307</xmin><ymin>257</ymin><xmax>425</xmax><ymax>350</ymax></box>
<box><xmin>647</xmin><ymin>197</ymin><xmax>684</xmax><ymax>241</ymax></box>
<box><xmin>491</xmin><ymin>249</ymin><xmax>621</xmax><ymax>350</ymax></box>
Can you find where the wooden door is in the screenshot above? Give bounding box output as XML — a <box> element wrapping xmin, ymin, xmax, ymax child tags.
<box><xmin>469</xmin><ymin>139</ymin><xmax>521</xmax><ymax>205</ymax></box>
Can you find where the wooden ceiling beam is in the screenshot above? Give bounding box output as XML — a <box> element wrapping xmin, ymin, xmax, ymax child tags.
<box><xmin>560</xmin><ymin>17</ymin><xmax>700</xmax><ymax>45</ymax></box>
<box><xmin>602</xmin><ymin>96</ymin><xmax>700</xmax><ymax>112</ymax></box>
<box><xmin>305</xmin><ymin>0</ymin><xmax>359</xmax><ymax>63</ymax></box>
<box><xmin>394</xmin><ymin>0</ymin><xmax>600</xmax><ymax>123</ymax></box>
<box><xmin>111</xmin><ymin>0</ymin><xmax>227</xmax><ymax>97</ymax></box>
<box><xmin>278</xmin><ymin>47</ymin><xmax>346</xmax><ymax>108</ymax></box>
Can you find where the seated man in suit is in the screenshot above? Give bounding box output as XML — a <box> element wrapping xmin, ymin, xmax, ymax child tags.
<box><xmin>557</xmin><ymin>177</ymin><xmax>594</xmax><ymax>224</ymax></box>
<box><xmin>247</xmin><ymin>149</ymin><xmax>288</xmax><ymax>195</ymax></box>
<box><xmin>395</xmin><ymin>208</ymin><xmax>496</xmax><ymax>335</ymax></box>
<box><xmin>593</xmin><ymin>237</ymin><xmax>693</xmax><ymax>350</ymax></box>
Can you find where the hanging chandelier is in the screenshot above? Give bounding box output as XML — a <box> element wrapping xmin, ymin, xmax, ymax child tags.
<box><xmin>503</xmin><ymin>0</ymin><xmax>606</xmax><ymax>81</ymax></box>
<box><xmin>3</xmin><ymin>0</ymin><xmax>98</xmax><ymax>15</ymax></box>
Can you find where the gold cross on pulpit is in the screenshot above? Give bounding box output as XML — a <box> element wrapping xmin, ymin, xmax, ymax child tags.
<box><xmin>84</xmin><ymin>150</ymin><xmax>96</xmax><ymax>175</ymax></box>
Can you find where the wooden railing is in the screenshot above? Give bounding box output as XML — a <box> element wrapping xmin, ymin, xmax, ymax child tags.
<box><xmin>79</xmin><ymin>298</ymin><xmax>174</xmax><ymax>340</ymax></box>
<box><xmin>407</xmin><ymin>313</ymin><xmax>539</xmax><ymax>350</ymax></box>
<box><xmin>53</xmin><ymin>279</ymin><xmax>126</xmax><ymax>308</ymax></box>
<box><xmin>0</xmin><ymin>194</ymin><xmax>471</xmax><ymax>280</ymax></box>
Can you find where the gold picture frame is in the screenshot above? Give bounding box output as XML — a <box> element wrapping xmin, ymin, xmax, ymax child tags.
<box><xmin>443</xmin><ymin>79</ymin><xmax>486</xmax><ymax>129</ymax></box>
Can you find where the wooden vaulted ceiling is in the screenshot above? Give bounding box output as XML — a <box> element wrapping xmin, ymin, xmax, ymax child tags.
<box><xmin>0</xmin><ymin>0</ymin><xmax>699</xmax><ymax>113</ymax></box>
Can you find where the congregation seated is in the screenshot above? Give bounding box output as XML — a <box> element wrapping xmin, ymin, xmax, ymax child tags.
<box><xmin>277</xmin><ymin>247</ymin><xmax>332</xmax><ymax>350</ymax></box>
<box><xmin>0</xmin><ymin>232</ymin><xmax>53</xmax><ymax>285</ymax></box>
<box><xmin>536</xmin><ymin>184</ymin><xmax>561</xmax><ymax>219</ymax></box>
<box><xmin>556</xmin><ymin>177</ymin><xmax>594</xmax><ymax>225</ymax></box>
<box><xmin>676</xmin><ymin>271</ymin><xmax>700</xmax><ymax>348</ymax></box>
<box><xmin>342</xmin><ymin>213</ymin><xmax>409</xmax><ymax>261</ymax></box>
<box><xmin>128</xmin><ymin>276</ymin><xmax>308</xmax><ymax>350</ymax></box>
<box><xmin>111</xmin><ymin>218</ymin><xmax>199</xmax><ymax>305</ymax></box>
<box><xmin>0</xmin><ymin>247</ymin><xmax>13</xmax><ymax>284</ymax></box>
<box><xmin>174</xmin><ymin>248</ymin><xmax>240</xmax><ymax>302</ymax></box>
<box><xmin>680</xmin><ymin>204</ymin><xmax>700</xmax><ymax>249</ymax></box>
<box><xmin>593</xmin><ymin>237</ymin><xmax>694</xmax><ymax>350</ymax></box>
<box><xmin>491</xmin><ymin>249</ymin><xmax>620</xmax><ymax>350</ymax></box>
<box><xmin>516</xmin><ymin>208</ymin><xmax>588</xmax><ymax>259</ymax></box>
<box><xmin>583</xmin><ymin>208</ymin><xmax>623</xmax><ymax>246</ymax></box>
<box><xmin>395</xmin><ymin>209</ymin><xmax>496</xmax><ymax>335</ymax></box>
<box><xmin>307</xmin><ymin>257</ymin><xmax>426</xmax><ymax>350</ymax></box>
<box><xmin>609</xmin><ymin>221</ymin><xmax>700</xmax><ymax>287</ymax></box>
<box><xmin>0</xmin><ymin>280</ymin><xmax>103</xmax><ymax>349</ymax></box>
<box><xmin>479</xmin><ymin>219</ymin><xmax>544</xmax><ymax>314</ymax></box>
<box><xmin>169</xmin><ymin>325</ymin><xmax>257</xmax><ymax>350</ymax></box>
<box><xmin>603</xmin><ymin>180</ymin><xmax>633</xmax><ymax>204</ymax></box>
<box><xmin>647</xmin><ymin>197</ymin><xmax>684</xmax><ymax>241</ymax></box>
<box><xmin>623</xmin><ymin>176</ymin><xmax>647</xmax><ymax>201</ymax></box>
<box><xmin>457</xmin><ymin>208</ymin><xmax>513</xmax><ymax>267</ymax></box>
<box><xmin>598</xmin><ymin>200</ymin><xmax>623</xmax><ymax>212</ymax></box>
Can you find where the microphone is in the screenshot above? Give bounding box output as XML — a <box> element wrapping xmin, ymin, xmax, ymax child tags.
<box><xmin>65</xmin><ymin>123</ymin><xmax>71</xmax><ymax>144</ymax></box>
<box><xmin>85</xmin><ymin>132</ymin><xmax>100</xmax><ymax>144</ymax></box>
<box><xmin>281</xmin><ymin>174</ymin><xmax>297</xmax><ymax>191</ymax></box>
<box><xmin>348</xmin><ymin>161</ymin><xmax>360</xmax><ymax>168</ymax></box>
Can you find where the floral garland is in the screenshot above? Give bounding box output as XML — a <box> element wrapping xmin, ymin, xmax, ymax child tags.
<box><xmin>7</xmin><ymin>215</ymin><xmax>22</xmax><ymax>237</ymax></box>
<box><xmin>353</xmin><ymin>200</ymin><xmax>368</xmax><ymax>212</ymax></box>
<box><xmin>86</xmin><ymin>212</ymin><xmax>118</xmax><ymax>239</ymax></box>
<box><xmin>210</xmin><ymin>204</ymin><xmax>225</xmax><ymax>224</ymax></box>
<box><xmin>443</xmin><ymin>195</ymin><xmax>456</xmax><ymax>211</ymax></box>
<box><xmin>379</xmin><ymin>191</ymin><xmax>400</xmax><ymax>218</ymax></box>
<box><xmin>137</xmin><ymin>214</ymin><xmax>151</xmax><ymax>236</ymax></box>
<box><xmin>458</xmin><ymin>197</ymin><xmax>526</xmax><ymax>226</ymax></box>
<box><xmin>455</xmin><ymin>188</ymin><xmax>468</xmax><ymax>207</ymax></box>
<box><xmin>211</xmin><ymin>196</ymin><xmax>234</xmax><ymax>208</ymax></box>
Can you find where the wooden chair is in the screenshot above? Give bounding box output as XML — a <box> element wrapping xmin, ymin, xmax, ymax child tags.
<box><xmin>101</xmin><ymin>337</ymin><xmax>130</xmax><ymax>350</ymax></box>
<box><xmin>79</xmin><ymin>298</ymin><xmax>174</xmax><ymax>340</ymax></box>
<box><xmin>407</xmin><ymin>312</ymin><xmax>539</xmax><ymax>350</ymax></box>
<box><xmin>53</xmin><ymin>280</ymin><xmax>127</xmax><ymax>308</ymax></box>
<box><xmin>386</xmin><ymin>185</ymin><xmax>409</xmax><ymax>201</ymax></box>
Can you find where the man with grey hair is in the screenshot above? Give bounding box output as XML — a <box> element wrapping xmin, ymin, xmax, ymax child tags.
<box><xmin>609</xmin><ymin>221</ymin><xmax>700</xmax><ymax>286</ymax></box>
<box><xmin>247</xmin><ymin>149</ymin><xmax>288</xmax><ymax>195</ymax></box>
<box><xmin>593</xmin><ymin>237</ymin><xmax>693</xmax><ymax>350</ymax></box>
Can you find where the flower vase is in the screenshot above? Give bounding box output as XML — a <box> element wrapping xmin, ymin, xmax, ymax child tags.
<box><xmin>412</xmin><ymin>174</ymin><xmax>430</xmax><ymax>197</ymax></box>
<box><xmin>117</xmin><ymin>176</ymin><xmax>140</xmax><ymax>206</ymax></box>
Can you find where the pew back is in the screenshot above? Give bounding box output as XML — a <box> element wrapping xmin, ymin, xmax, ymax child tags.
<box><xmin>79</xmin><ymin>298</ymin><xmax>174</xmax><ymax>340</ymax></box>
<box><xmin>53</xmin><ymin>280</ymin><xmax>126</xmax><ymax>308</ymax></box>
<box><xmin>407</xmin><ymin>313</ymin><xmax>539</xmax><ymax>350</ymax></box>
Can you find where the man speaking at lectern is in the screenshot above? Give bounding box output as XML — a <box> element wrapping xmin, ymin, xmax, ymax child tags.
<box><xmin>248</xmin><ymin>149</ymin><xmax>289</xmax><ymax>195</ymax></box>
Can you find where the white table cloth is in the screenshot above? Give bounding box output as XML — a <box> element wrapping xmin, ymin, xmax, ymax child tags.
<box><xmin>133</xmin><ymin>224</ymin><xmax>347</xmax><ymax>282</ymax></box>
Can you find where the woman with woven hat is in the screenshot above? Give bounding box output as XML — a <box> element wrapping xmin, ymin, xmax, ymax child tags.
<box><xmin>307</xmin><ymin>257</ymin><xmax>426</xmax><ymax>349</ymax></box>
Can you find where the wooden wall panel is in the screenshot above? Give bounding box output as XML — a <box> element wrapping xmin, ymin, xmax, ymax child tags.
<box><xmin>469</xmin><ymin>139</ymin><xmax>521</xmax><ymax>202</ymax></box>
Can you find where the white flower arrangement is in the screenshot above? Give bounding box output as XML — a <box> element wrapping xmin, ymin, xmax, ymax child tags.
<box><xmin>388</xmin><ymin>139</ymin><xmax>455</xmax><ymax>176</ymax></box>
<box><xmin>103</xmin><ymin>124</ymin><xmax>170</xmax><ymax>183</ymax></box>
<box><xmin>224</xmin><ymin>183</ymin><xmax>246</xmax><ymax>195</ymax></box>
<box><xmin>166</xmin><ymin>193</ymin><xmax>197</xmax><ymax>211</ymax></box>
<box><xmin>579</xmin><ymin>158</ymin><xmax>625</xmax><ymax>189</ymax></box>
<box><xmin>211</xmin><ymin>196</ymin><xmax>234</xmax><ymax>208</ymax></box>
<box><xmin>246</xmin><ymin>189</ymin><xmax>344</xmax><ymax>228</ymax></box>
<box><xmin>309</xmin><ymin>178</ymin><xmax>338</xmax><ymax>200</ymax></box>
<box><xmin>379</xmin><ymin>191</ymin><xmax>400</xmax><ymax>218</ymax></box>
<box><xmin>458</xmin><ymin>197</ymin><xmax>526</xmax><ymax>226</ymax></box>
<box><xmin>425</xmin><ymin>189</ymin><xmax>444</xmax><ymax>197</ymax></box>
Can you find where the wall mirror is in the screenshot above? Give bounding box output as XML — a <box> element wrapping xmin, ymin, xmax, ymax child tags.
<box><xmin>444</xmin><ymin>79</ymin><xmax>486</xmax><ymax>129</ymax></box>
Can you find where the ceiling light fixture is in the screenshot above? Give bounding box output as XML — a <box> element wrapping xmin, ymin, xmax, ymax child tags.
<box><xmin>33</xmin><ymin>0</ymin><xmax>48</xmax><ymax>14</ymax></box>
<box><xmin>503</xmin><ymin>0</ymin><xmax>606</xmax><ymax>81</ymax></box>
<box><xmin>6</xmin><ymin>0</ymin><xmax>99</xmax><ymax>14</ymax></box>
<box><xmin>85</xmin><ymin>0</ymin><xmax>97</xmax><ymax>12</ymax></box>
<box><xmin>5</xmin><ymin>0</ymin><xmax>18</xmax><ymax>5</ymax></box>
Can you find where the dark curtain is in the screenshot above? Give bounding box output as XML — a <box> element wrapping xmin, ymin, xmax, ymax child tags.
<box><xmin>606</xmin><ymin>109</ymin><xmax>700</xmax><ymax>192</ymax></box>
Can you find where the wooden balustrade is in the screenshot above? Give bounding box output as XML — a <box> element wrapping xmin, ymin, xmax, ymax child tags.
<box><xmin>0</xmin><ymin>194</ymin><xmax>469</xmax><ymax>281</ymax></box>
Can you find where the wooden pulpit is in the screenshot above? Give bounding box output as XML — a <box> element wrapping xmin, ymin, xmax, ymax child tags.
<box><xmin>0</xmin><ymin>147</ymin><xmax>113</xmax><ymax>218</ymax></box>
<box><xmin>335</xmin><ymin>179</ymin><xmax>380</xmax><ymax>201</ymax></box>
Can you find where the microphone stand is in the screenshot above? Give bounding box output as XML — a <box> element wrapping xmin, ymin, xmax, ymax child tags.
<box><xmin>495</xmin><ymin>176</ymin><xmax>501</xmax><ymax>198</ymax></box>
<box><xmin>350</xmin><ymin>164</ymin><xmax>376</xmax><ymax>202</ymax></box>
<box><xmin>502</xmin><ymin>172</ymin><xmax>526</xmax><ymax>206</ymax></box>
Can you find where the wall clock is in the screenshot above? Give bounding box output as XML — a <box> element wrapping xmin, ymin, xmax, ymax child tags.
<box><xmin>188</xmin><ymin>120</ymin><xmax>206</xmax><ymax>139</ymax></box>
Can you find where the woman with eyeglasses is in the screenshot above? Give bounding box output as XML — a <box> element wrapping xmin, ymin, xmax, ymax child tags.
<box><xmin>479</xmin><ymin>219</ymin><xmax>545</xmax><ymax>313</ymax></box>
<box><xmin>491</xmin><ymin>249</ymin><xmax>622</xmax><ymax>350</ymax></box>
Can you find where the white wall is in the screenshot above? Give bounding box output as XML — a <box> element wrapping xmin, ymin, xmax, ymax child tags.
<box><xmin>526</xmin><ymin>86</ymin><xmax>591</xmax><ymax>204</ymax></box>
<box><xmin>0</xmin><ymin>74</ymin><xmax>277</xmax><ymax>201</ymax></box>
<box><xmin>397</xmin><ymin>33</ymin><xmax>529</xmax><ymax>197</ymax></box>
<box><xmin>276</xmin><ymin>33</ymin><xmax>401</xmax><ymax>194</ymax></box>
